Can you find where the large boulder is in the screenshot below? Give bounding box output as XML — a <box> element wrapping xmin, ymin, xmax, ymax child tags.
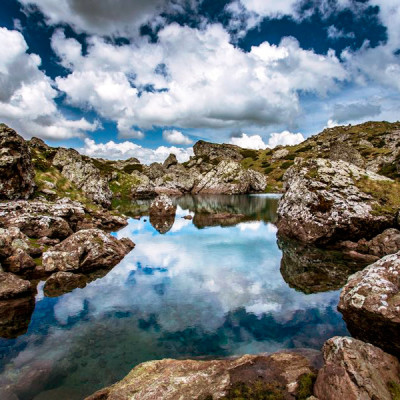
<box><xmin>192</xmin><ymin>160</ymin><xmax>267</xmax><ymax>194</ymax></box>
<box><xmin>314</xmin><ymin>337</ymin><xmax>400</xmax><ymax>400</ymax></box>
<box><xmin>42</xmin><ymin>229</ymin><xmax>134</xmax><ymax>273</ymax></box>
<box><xmin>277</xmin><ymin>158</ymin><xmax>396</xmax><ymax>245</ymax></box>
<box><xmin>149</xmin><ymin>195</ymin><xmax>177</xmax><ymax>234</ymax></box>
<box><xmin>86</xmin><ymin>352</ymin><xmax>316</xmax><ymax>400</ymax></box>
<box><xmin>0</xmin><ymin>124</ymin><xmax>35</xmax><ymax>200</ymax></box>
<box><xmin>0</xmin><ymin>272</ymin><xmax>32</xmax><ymax>300</ymax></box>
<box><xmin>163</xmin><ymin>153</ymin><xmax>178</xmax><ymax>169</ymax></box>
<box><xmin>193</xmin><ymin>140</ymin><xmax>243</xmax><ymax>162</ymax></box>
<box><xmin>338</xmin><ymin>251</ymin><xmax>400</xmax><ymax>357</ymax></box>
<box><xmin>52</xmin><ymin>148</ymin><xmax>113</xmax><ymax>208</ymax></box>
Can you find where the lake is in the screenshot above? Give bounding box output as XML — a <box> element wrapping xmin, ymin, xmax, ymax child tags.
<box><xmin>0</xmin><ymin>195</ymin><xmax>349</xmax><ymax>400</ymax></box>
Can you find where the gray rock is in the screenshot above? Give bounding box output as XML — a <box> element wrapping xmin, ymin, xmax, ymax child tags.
<box><xmin>163</xmin><ymin>153</ymin><xmax>178</xmax><ymax>169</ymax></box>
<box><xmin>193</xmin><ymin>140</ymin><xmax>243</xmax><ymax>161</ymax></box>
<box><xmin>0</xmin><ymin>124</ymin><xmax>35</xmax><ymax>200</ymax></box>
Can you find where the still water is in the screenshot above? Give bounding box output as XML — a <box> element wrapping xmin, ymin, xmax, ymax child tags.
<box><xmin>0</xmin><ymin>195</ymin><xmax>349</xmax><ymax>399</ymax></box>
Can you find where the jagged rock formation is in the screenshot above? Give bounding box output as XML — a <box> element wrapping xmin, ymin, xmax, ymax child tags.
<box><xmin>0</xmin><ymin>124</ymin><xmax>35</xmax><ymax>200</ymax></box>
<box><xmin>193</xmin><ymin>140</ymin><xmax>243</xmax><ymax>162</ymax></box>
<box><xmin>86</xmin><ymin>352</ymin><xmax>316</xmax><ymax>400</ymax></box>
<box><xmin>338</xmin><ymin>251</ymin><xmax>400</xmax><ymax>357</ymax></box>
<box><xmin>53</xmin><ymin>147</ymin><xmax>113</xmax><ymax>208</ymax></box>
<box><xmin>277</xmin><ymin>158</ymin><xmax>397</xmax><ymax>246</ymax></box>
<box><xmin>42</xmin><ymin>229</ymin><xmax>134</xmax><ymax>273</ymax></box>
<box><xmin>314</xmin><ymin>337</ymin><xmax>400</xmax><ymax>400</ymax></box>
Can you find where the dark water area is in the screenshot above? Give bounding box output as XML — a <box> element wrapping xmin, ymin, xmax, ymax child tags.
<box><xmin>0</xmin><ymin>195</ymin><xmax>350</xmax><ymax>400</ymax></box>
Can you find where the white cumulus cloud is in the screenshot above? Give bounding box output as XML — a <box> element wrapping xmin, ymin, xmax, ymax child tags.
<box><xmin>163</xmin><ymin>129</ymin><xmax>193</xmax><ymax>145</ymax></box>
<box><xmin>267</xmin><ymin>130</ymin><xmax>305</xmax><ymax>148</ymax></box>
<box><xmin>230</xmin><ymin>133</ymin><xmax>267</xmax><ymax>149</ymax></box>
<box><xmin>80</xmin><ymin>138</ymin><xmax>193</xmax><ymax>164</ymax></box>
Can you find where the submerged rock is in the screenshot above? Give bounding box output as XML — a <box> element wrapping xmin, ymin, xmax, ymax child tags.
<box><xmin>0</xmin><ymin>124</ymin><xmax>35</xmax><ymax>200</ymax></box>
<box><xmin>42</xmin><ymin>229</ymin><xmax>135</xmax><ymax>273</ymax></box>
<box><xmin>193</xmin><ymin>212</ymin><xmax>247</xmax><ymax>229</ymax></box>
<box><xmin>314</xmin><ymin>336</ymin><xmax>400</xmax><ymax>400</ymax></box>
<box><xmin>277</xmin><ymin>158</ymin><xmax>395</xmax><ymax>245</ymax></box>
<box><xmin>43</xmin><ymin>271</ymin><xmax>87</xmax><ymax>297</ymax></box>
<box><xmin>86</xmin><ymin>352</ymin><xmax>316</xmax><ymax>400</ymax></box>
<box><xmin>338</xmin><ymin>251</ymin><xmax>400</xmax><ymax>357</ymax></box>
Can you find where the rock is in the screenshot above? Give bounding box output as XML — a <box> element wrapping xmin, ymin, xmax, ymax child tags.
<box><xmin>193</xmin><ymin>212</ymin><xmax>247</xmax><ymax>229</ymax></box>
<box><xmin>329</xmin><ymin>142</ymin><xmax>365</xmax><ymax>168</ymax></box>
<box><xmin>43</xmin><ymin>271</ymin><xmax>87</xmax><ymax>297</ymax></box>
<box><xmin>277</xmin><ymin>158</ymin><xmax>395</xmax><ymax>245</ymax></box>
<box><xmin>192</xmin><ymin>160</ymin><xmax>267</xmax><ymax>194</ymax></box>
<box><xmin>163</xmin><ymin>153</ymin><xmax>178</xmax><ymax>169</ymax></box>
<box><xmin>0</xmin><ymin>124</ymin><xmax>35</xmax><ymax>200</ymax></box>
<box><xmin>272</xmin><ymin>148</ymin><xmax>290</xmax><ymax>161</ymax></box>
<box><xmin>149</xmin><ymin>215</ymin><xmax>175</xmax><ymax>234</ymax></box>
<box><xmin>183</xmin><ymin>215</ymin><xmax>193</xmax><ymax>220</ymax></box>
<box><xmin>193</xmin><ymin>140</ymin><xmax>243</xmax><ymax>162</ymax></box>
<box><xmin>338</xmin><ymin>251</ymin><xmax>400</xmax><ymax>357</ymax></box>
<box><xmin>28</xmin><ymin>136</ymin><xmax>50</xmax><ymax>151</ymax></box>
<box><xmin>52</xmin><ymin>147</ymin><xmax>113</xmax><ymax>208</ymax></box>
<box><xmin>42</xmin><ymin>229</ymin><xmax>134</xmax><ymax>273</ymax></box>
<box><xmin>86</xmin><ymin>352</ymin><xmax>316</xmax><ymax>400</ymax></box>
<box><xmin>0</xmin><ymin>272</ymin><xmax>32</xmax><ymax>300</ymax></box>
<box><xmin>6</xmin><ymin>248</ymin><xmax>36</xmax><ymax>273</ymax></box>
<box><xmin>149</xmin><ymin>195</ymin><xmax>176</xmax><ymax>216</ymax></box>
<box><xmin>0</xmin><ymin>295</ymin><xmax>35</xmax><ymax>339</ymax></box>
<box><xmin>143</xmin><ymin>163</ymin><xmax>165</xmax><ymax>180</ymax></box>
<box><xmin>278</xmin><ymin>237</ymin><xmax>368</xmax><ymax>294</ymax></box>
<box><xmin>314</xmin><ymin>337</ymin><xmax>400</xmax><ymax>400</ymax></box>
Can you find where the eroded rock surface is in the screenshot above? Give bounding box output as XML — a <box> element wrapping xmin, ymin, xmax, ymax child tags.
<box><xmin>0</xmin><ymin>124</ymin><xmax>35</xmax><ymax>200</ymax></box>
<box><xmin>277</xmin><ymin>158</ymin><xmax>395</xmax><ymax>245</ymax></box>
<box><xmin>338</xmin><ymin>251</ymin><xmax>400</xmax><ymax>357</ymax></box>
<box><xmin>42</xmin><ymin>229</ymin><xmax>134</xmax><ymax>273</ymax></box>
<box><xmin>314</xmin><ymin>336</ymin><xmax>400</xmax><ymax>400</ymax></box>
<box><xmin>0</xmin><ymin>272</ymin><xmax>32</xmax><ymax>300</ymax></box>
<box><xmin>86</xmin><ymin>352</ymin><xmax>316</xmax><ymax>400</ymax></box>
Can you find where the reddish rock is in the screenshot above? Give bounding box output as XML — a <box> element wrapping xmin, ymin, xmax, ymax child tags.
<box><xmin>0</xmin><ymin>272</ymin><xmax>32</xmax><ymax>300</ymax></box>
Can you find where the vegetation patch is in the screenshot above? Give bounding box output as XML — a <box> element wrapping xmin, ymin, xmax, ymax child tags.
<box><xmin>296</xmin><ymin>373</ymin><xmax>316</xmax><ymax>400</ymax></box>
<box><xmin>222</xmin><ymin>380</ymin><xmax>285</xmax><ymax>400</ymax></box>
<box><xmin>123</xmin><ymin>164</ymin><xmax>143</xmax><ymax>174</ymax></box>
<box><xmin>240</xmin><ymin>149</ymin><xmax>259</xmax><ymax>160</ymax></box>
<box><xmin>388</xmin><ymin>381</ymin><xmax>400</xmax><ymax>400</ymax></box>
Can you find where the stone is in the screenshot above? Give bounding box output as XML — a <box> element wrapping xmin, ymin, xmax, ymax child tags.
<box><xmin>192</xmin><ymin>160</ymin><xmax>266</xmax><ymax>194</ymax></box>
<box><xmin>193</xmin><ymin>212</ymin><xmax>247</xmax><ymax>229</ymax></box>
<box><xmin>0</xmin><ymin>124</ymin><xmax>35</xmax><ymax>200</ymax></box>
<box><xmin>6</xmin><ymin>248</ymin><xmax>36</xmax><ymax>273</ymax></box>
<box><xmin>163</xmin><ymin>153</ymin><xmax>178</xmax><ymax>169</ymax></box>
<box><xmin>42</xmin><ymin>229</ymin><xmax>135</xmax><ymax>273</ymax></box>
<box><xmin>149</xmin><ymin>195</ymin><xmax>176</xmax><ymax>216</ymax></box>
<box><xmin>338</xmin><ymin>251</ymin><xmax>400</xmax><ymax>357</ymax></box>
<box><xmin>43</xmin><ymin>271</ymin><xmax>87</xmax><ymax>297</ymax></box>
<box><xmin>314</xmin><ymin>337</ymin><xmax>400</xmax><ymax>400</ymax></box>
<box><xmin>28</xmin><ymin>136</ymin><xmax>50</xmax><ymax>151</ymax></box>
<box><xmin>52</xmin><ymin>147</ymin><xmax>113</xmax><ymax>208</ymax></box>
<box><xmin>277</xmin><ymin>158</ymin><xmax>395</xmax><ymax>245</ymax></box>
<box><xmin>86</xmin><ymin>352</ymin><xmax>316</xmax><ymax>400</ymax></box>
<box><xmin>193</xmin><ymin>140</ymin><xmax>243</xmax><ymax>161</ymax></box>
<box><xmin>329</xmin><ymin>142</ymin><xmax>365</xmax><ymax>168</ymax></box>
<box><xmin>272</xmin><ymin>148</ymin><xmax>290</xmax><ymax>161</ymax></box>
<box><xmin>0</xmin><ymin>272</ymin><xmax>32</xmax><ymax>300</ymax></box>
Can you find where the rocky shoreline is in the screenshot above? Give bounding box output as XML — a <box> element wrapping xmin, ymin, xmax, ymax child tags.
<box><xmin>1</xmin><ymin>120</ymin><xmax>400</xmax><ymax>399</ymax></box>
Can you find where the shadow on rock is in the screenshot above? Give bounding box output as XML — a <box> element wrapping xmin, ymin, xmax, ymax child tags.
<box><xmin>278</xmin><ymin>236</ymin><xmax>370</xmax><ymax>294</ymax></box>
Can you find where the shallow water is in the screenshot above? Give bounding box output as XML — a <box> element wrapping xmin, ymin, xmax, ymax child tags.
<box><xmin>0</xmin><ymin>195</ymin><xmax>349</xmax><ymax>400</ymax></box>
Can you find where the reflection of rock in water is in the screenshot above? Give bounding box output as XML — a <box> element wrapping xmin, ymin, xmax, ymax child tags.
<box><xmin>278</xmin><ymin>237</ymin><xmax>369</xmax><ymax>294</ymax></box>
<box><xmin>0</xmin><ymin>295</ymin><xmax>35</xmax><ymax>339</ymax></box>
<box><xmin>149</xmin><ymin>214</ymin><xmax>175</xmax><ymax>234</ymax></box>
<box><xmin>177</xmin><ymin>194</ymin><xmax>279</xmax><ymax>224</ymax></box>
<box><xmin>193</xmin><ymin>212</ymin><xmax>247</xmax><ymax>229</ymax></box>
<box><xmin>44</xmin><ymin>269</ymin><xmax>116</xmax><ymax>297</ymax></box>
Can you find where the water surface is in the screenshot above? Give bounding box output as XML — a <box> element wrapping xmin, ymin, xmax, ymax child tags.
<box><xmin>0</xmin><ymin>195</ymin><xmax>348</xmax><ymax>399</ymax></box>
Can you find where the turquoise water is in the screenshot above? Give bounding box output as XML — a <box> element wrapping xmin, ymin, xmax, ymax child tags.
<box><xmin>0</xmin><ymin>195</ymin><xmax>348</xmax><ymax>400</ymax></box>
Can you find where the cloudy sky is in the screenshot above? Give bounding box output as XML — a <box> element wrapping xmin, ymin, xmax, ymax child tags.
<box><xmin>1</xmin><ymin>0</ymin><xmax>399</xmax><ymax>163</ymax></box>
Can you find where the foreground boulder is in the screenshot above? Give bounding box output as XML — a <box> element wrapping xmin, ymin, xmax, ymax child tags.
<box><xmin>0</xmin><ymin>124</ymin><xmax>35</xmax><ymax>200</ymax></box>
<box><xmin>338</xmin><ymin>251</ymin><xmax>400</xmax><ymax>357</ymax></box>
<box><xmin>0</xmin><ymin>272</ymin><xmax>32</xmax><ymax>300</ymax></box>
<box><xmin>86</xmin><ymin>352</ymin><xmax>316</xmax><ymax>400</ymax></box>
<box><xmin>277</xmin><ymin>158</ymin><xmax>396</xmax><ymax>245</ymax></box>
<box><xmin>149</xmin><ymin>195</ymin><xmax>177</xmax><ymax>234</ymax></box>
<box><xmin>314</xmin><ymin>336</ymin><xmax>400</xmax><ymax>400</ymax></box>
<box><xmin>42</xmin><ymin>229</ymin><xmax>134</xmax><ymax>273</ymax></box>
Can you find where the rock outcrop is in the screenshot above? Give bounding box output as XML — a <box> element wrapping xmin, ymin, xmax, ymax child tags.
<box><xmin>193</xmin><ymin>140</ymin><xmax>243</xmax><ymax>162</ymax></box>
<box><xmin>42</xmin><ymin>229</ymin><xmax>134</xmax><ymax>273</ymax></box>
<box><xmin>277</xmin><ymin>158</ymin><xmax>396</xmax><ymax>245</ymax></box>
<box><xmin>0</xmin><ymin>272</ymin><xmax>32</xmax><ymax>300</ymax></box>
<box><xmin>86</xmin><ymin>352</ymin><xmax>316</xmax><ymax>400</ymax></box>
<box><xmin>53</xmin><ymin>147</ymin><xmax>113</xmax><ymax>208</ymax></box>
<box><xmin>338</xmin><ymin>251</ymin><xmax>400</xmax><ymax>357</ymax></box>
<box><xmin>0</xmin><ymin>124</ymin><xmax>35</xmax><ymax>200</ymax></box>
<box><xmin>314</xmin><ymin>336</ymin><xmax>400</xmax><ymax>400</ymax></box>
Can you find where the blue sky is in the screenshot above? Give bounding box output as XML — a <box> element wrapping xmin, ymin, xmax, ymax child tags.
<box><xmin>0</xmin><ymin>0</ymin><xmax>399</xmax><ymax>163</ymax></box>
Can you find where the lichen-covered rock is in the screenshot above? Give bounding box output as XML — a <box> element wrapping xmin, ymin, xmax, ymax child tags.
<box><xmin>86</xmin><ymin>352</ymin><xmax>316</xmax><ymax>400</ymax></box>
<box><xmin>193</xmin><ymin>140</ymin><xmax>243</xmax><ymax>162</ymax></box>
<box><xmin>277</xmin><ymin>158</ymin><xmax>395</xmax><ymax>245</ymax></box>
<box><xmin>149</xmin><ymin>195</ymin><xmax>176</xmax><ymax>216</ymax></box>
<box><xmin>28</xmin><ymin>137</ymin><xmax>50</xmax><ymax>151</ymax></box>
<box><xmin>42</xmin><ymin>229</ymin><xmax>134</xmax><ymax>273</ymax></box>
<box><xmin>0</xmin><ymin>124</ymin><xmax>35</xmax><ymax>200</ymax></box>
<box><xmin>329</xmin><ymin>142</ymin><xmax>365</xmax><ymax>168</ymax></box>
<box><xmin>314</xmin><ymin>336</ymin><xmax>400</xmax><ymax>400</ymax></box>
<box><xmin>163</xmin><ymin>153</ymin><xmax>178</xmax><ymax>169</ymax></box>
<box><xmin>0</xmin><ymin>272</ymin><xmax>32</xmax><ymax>300</ymax></box>
<box><xmin>192</xmin><ymin>160</ymin><xmax>267</xmax><ymax>194</ymax></box>
<box><xmin>338</xmin><ymin>251</ymin><xmax>400</xmax><ymax>357</ymax></box>
<box><xmin>52</xmin><ymin>147</ymin><xmax>113</xmax><ymax>208</ymax></box>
